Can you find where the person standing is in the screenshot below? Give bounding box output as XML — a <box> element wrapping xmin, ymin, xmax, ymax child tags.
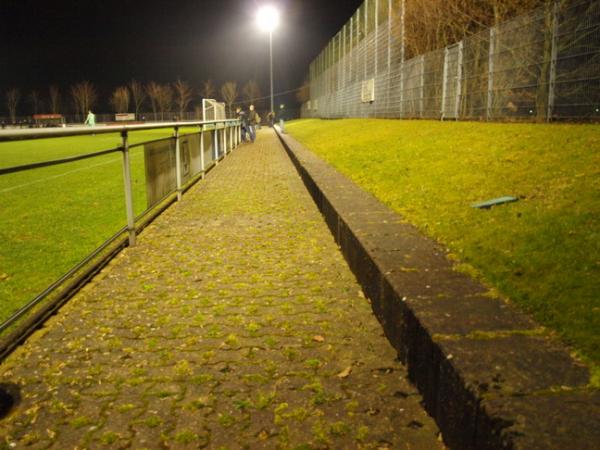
<box><xmin>84</xmin><ymin>110</ymin><xmax>96</xmax><ymax>127</ymax></box>
<box><xmin>236</xmin><ymin>106</ymin><xmax>248</xmax><ymax>142</ymax></box>
<box><xmin>267</xmin><ymin>111</ymin><xmax>275</xmax><ymax>128</ymax></box>
<box><xmin>247</xmin><ymin>104</ymin><xmax>258</xmax><ymax>143</ymax></box>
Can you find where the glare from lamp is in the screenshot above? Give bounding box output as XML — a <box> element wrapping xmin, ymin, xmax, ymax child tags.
<box><xmin>256</xmin><ymin>5</ymin><xmax>280</xmax><ymax>32</ymax></box>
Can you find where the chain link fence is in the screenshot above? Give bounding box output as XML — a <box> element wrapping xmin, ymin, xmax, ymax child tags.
<box><xmin>303</xmin><ymin>0</ymin><xmax>600</xmax><ymax>122</ymax></box>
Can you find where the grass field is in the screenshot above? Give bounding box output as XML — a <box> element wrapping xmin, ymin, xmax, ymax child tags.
<box><xmin>0</xmin><ymin>128</ymin><xmax>192</xmax><ymax>322</ymax></box>
<box><xmin>286</xmin><ymin>119</ymin><xmax>600</xmax><ymax>367</ymax></box>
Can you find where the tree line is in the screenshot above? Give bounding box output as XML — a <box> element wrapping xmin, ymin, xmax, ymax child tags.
<box><xmin>1</xmin><ymin>79</ymin><xmax>276</xmax><ymax>123</ymax></box>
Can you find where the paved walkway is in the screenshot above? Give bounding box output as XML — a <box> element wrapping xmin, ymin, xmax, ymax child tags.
<box><xmin>0</xmin><ymin>129</ymin><xmax>443</xmax><ymax>449</ymax></box>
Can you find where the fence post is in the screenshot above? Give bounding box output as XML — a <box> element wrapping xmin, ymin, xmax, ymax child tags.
<box><xmin>487</xmin><ymin>27</ymin><xmax>496</xmax><ymax>121</ymax></box>
<box><xmin>400</xmin><ymin>0</ymin><xmax>406</xmax><ymax>117</ymax></box>
<box><xmin>174</xmin><ymin>126</ymin><xmax>183</xmax><ymax>202</ymax></box>
<box><xmin>455</xmin><ymin>40</ymin><xmax>464</xmax><ymax>120</ymax></box>
<box><xmin>364</xmin><ymin>1</ymin><xmax>368</xmax><ymax>82</ymax></box>
<box><xmin>335</xmin><ymin>33</ymin><xmax>340</xmax><ymax>117</ymax></box>
<box><xmin>386</xmin><ymin>0</ymin><xmax>392</xmax><ymax>117</ymax></box>
<box><xmin>420</xmin><ymin>55</ymin><xmax>425</xmax><ymax>117</ymax></box>
<box><xmin>350</xmin><ymin>15</ymin><xmax>353</xmax><ymax>87</ymax></box>
<box><xmin>374</xmin><ymin>0</ymin><xmax>378</xmax><ymax>77</ymax></box>
<box><xmin>120</xmin><ymin>130</ymin><xmax>136</xmax><ymax>247</ymax></box>
<box><xmin>441</xmin><ymin>46</ymin><xmax>449</xmax><ymax>120</ymax></box>
<box><xmin>343</xmin><ymin>24</ymin><xmax>346</xmax><ymax>90</ymax></box>
<box><xmin>223</xmin><ymin>123</ymin><xmax>228</xmax><ymax>157</ymax></box>
<box><xmin>547</xmin><ymin>0</ymin><xmax>560</xmax><ymax>122</ymax></box>
<box><xmin>400</xmin><ymin>0</ymin><xmax>405</xmax><ymax>63</ymax></box>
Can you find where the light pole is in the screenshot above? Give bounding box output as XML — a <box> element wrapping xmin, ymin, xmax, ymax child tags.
<box><xmin>256</xmin><ymin>5</ymin><xmax>280</xmax><ymax>115</ymax></box>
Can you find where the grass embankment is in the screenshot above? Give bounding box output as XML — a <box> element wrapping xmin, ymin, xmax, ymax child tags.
<box><xmin>286</xmin><ymin>119</ymin><xmax>600</xmax><ymax>366</ymax></box>
<box><xmin>0</xmin><ymin>128</ymin><xmax>185</xmax><ymax>322</ymax></box>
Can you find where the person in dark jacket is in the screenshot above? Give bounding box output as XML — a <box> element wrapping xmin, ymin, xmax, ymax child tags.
<box><xmin>236</xmin><ymin>106</ymin><xmax>249</xmax><ymax>142</ymax></box>
<box><xmin>247</xmin><ymin>104</ymin><xmax>258</xmax><ymax>143</ymax></box>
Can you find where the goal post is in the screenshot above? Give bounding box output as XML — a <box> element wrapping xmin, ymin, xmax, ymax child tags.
<box><xmin>202</xmin><ymin>99</ymin><xmax>226</xmax><ymax>121</ymax></box>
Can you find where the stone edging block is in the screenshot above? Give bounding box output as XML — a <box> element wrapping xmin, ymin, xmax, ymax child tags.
<box><xmin>275</xmin><ymin>128</ymin><xmax>598</xmax><ymax>450</ymax></box>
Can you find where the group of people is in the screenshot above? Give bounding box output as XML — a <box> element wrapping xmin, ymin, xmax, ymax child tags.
<box><xmin>236</xmin><ymin>105</ymin><xmax>276</xmax><ymax>143</ymax></box>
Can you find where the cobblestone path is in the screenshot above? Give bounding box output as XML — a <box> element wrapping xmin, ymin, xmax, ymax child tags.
<box><xmin>0</xmin><ymin>130</ymin><xmax>444</xmax><ymax>449</ymax></box>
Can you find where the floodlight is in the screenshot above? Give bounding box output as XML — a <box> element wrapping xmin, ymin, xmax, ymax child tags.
<box><xmin>256</xmin><ymin>5</ymin><xmax>280</xmax><ymax>33</ymax></box>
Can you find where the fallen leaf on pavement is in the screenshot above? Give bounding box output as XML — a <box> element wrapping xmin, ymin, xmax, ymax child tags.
<box><xmin>337</xmin><ymin>366</ymin><xmax>352</xmax><ymax>378</ymax></box>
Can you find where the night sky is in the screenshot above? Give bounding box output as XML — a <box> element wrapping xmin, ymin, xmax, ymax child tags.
<box><xmin>0</xmin><ymin>0</ymin><xmax>363</xmax><ymax>111</ymax></box>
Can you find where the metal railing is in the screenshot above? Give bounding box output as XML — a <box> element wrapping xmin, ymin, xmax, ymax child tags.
<box><xmin>0</xmin><ymin>119</ymin><xmax>241</xmax><ymax>339</ymax></box>
<box><xmin>0</xmin><ymin>111</ymin><xmax>208</xmax><ymax>127</ymax></box>
<box><xmin>303</xmin><ymin>0</ymin><xmax>600</xmax><ymax>122</ymax></box>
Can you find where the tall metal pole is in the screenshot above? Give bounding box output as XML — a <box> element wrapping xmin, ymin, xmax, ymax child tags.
<box><xmin>269</xmin><ymin>30</ymin><xmax>274</xmax><ymax>114</ymax></box>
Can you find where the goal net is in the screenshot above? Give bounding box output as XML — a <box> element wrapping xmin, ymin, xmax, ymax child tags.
<box><xmin>202</xmin><ymin>99</ymin><xmax>226</xmax><ymax>121</ymax></box>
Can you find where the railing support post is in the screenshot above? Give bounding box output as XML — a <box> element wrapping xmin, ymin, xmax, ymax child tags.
<box><xmin>224</xmin><ymin>123</ymin><xmax>228</xmax><ymax>157</ymax></box>
<box><xmin>199</xmin><ymin>125</ymin><xmax>205</xmax><ymax>179</ymax></box>
<box><xmin>120</xmin><ymin>130</ymin><xmax>136</xmax><ymax>247</ymax></box>
<box><xmin>174</xmin><ymin>126</ymin><xmax>182</xmax><ymax>201</ymax></box>
<box><xmin>214</xmin><ymin>125</ymin><xmax>219</xmax><ymax>164</ymax></box>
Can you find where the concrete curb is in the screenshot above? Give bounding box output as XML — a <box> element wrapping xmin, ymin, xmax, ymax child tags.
<box><xmin>275</xmin><ymin>128</ymin><xmax>600</xmax><ymax>450</ymax></box>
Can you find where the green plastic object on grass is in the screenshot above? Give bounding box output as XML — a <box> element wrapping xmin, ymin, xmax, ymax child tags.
<box><xmin>471</xmin><ymin>196</ymin><xmax>518</xmax><ymax>209</ymax></box>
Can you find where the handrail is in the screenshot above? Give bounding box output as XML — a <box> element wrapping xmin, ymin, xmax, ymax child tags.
<box><xmin>0</xmin><ymin>119</ymin><xmax>239</xmax><ymax>142</ymax></box>
<box><xmin>0</xmin><ymin>118</ymin><xmax>243</xmax><ymax>347</ymax></box>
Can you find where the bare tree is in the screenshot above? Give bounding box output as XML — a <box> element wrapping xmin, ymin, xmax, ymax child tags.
<box><xmin>70</xmin><ymin>81</ymin><xmax>97</xmax><ymax>120</ymax></box>
<box><xmin>220</xmin><ymin>81</ymin><xmax>238</xmax><ymax>117</ymax></box>
<box><xmin>242</xmin><ymin>80</ymin><xmax>262</xmax><ymax>106</ymax></box>
<box><xmin>146</xmin><ymin>82</ymin><xmax>173</xmax><ymax>120</ymax></box>
<box><xmin>49</xmin><ymin>85</ymin><xmax>61</xmax><ymax>114</ymax></box>
<box><xmin>6</xmin><ymin>88</ymin><xmax>20</xmax><ymax>123</ymax></box>
<box><xmin>129</xmin><ymin>80</ymin><xmax>146</xmax><ymax>117</ymax></box>
<box><xmin>402</xmin><ymin>0</ymin><xmax>544</xmax><ymax>58</ymax></box>
<box><xmin>110</xmin><ymin>86</ymin><xmax>130</xmax><ymax>113</ymax></box>
<box><xmin>28</xmin><ymin>90</ymin><xmax>41</xmax><ymax>115</ymax></box>
<box><xmin>200</xmin><ymin>79</ymin><xmax>216</xmax><ymax>99</ymax></box>
<box><xmin>146</xmin><ymin>81</ymin><xmax>161</xmax><ymax>117</ymax></box>
<box><xmin>173</xmin><ymin>79</ymin><xmax>194</xmax><ymax>117</ymax></box>
<box><xmin>156</xmin><ymin>84</ymin><xmax>173</xmax><ymax>120</ymax></box>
